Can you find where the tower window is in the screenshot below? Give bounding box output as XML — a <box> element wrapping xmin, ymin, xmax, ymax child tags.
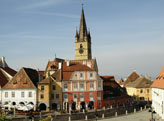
<box><xmin>80</xmin><ymin>44</ymin><xmax>83</xmax><ymax>48</ymax></box>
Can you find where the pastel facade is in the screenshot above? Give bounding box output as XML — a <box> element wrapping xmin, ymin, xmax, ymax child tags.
<box><xmin>37</xmin><ymin>70</ymin><xmax>62</xmax><ymax>111</ymax></box>
<box><xmin>124</xmin><ymin>71</ymin><xmax>153</xmax><ymax>102</ymax></box>
<box><xmin>62</xmin><ymin>61</ymin><xmax>103</xmax><ymax>110</ymax></box>
<box><xmin>151</xmin><ymin>66</ymin><xmax>164</xmax><ymax>119</ymax></box>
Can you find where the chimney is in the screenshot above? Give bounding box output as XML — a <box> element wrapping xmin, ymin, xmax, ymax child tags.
<box><xmin>59</xmin><ymin>62</ymin><xmax>62</xmax><ymax>69</ymax></box>
<box><xmin>66</xmin><ymin>60</ymin><xmax>70</xmax><ymax>66</ymax></box>
<box><xmin>2</xmin><ymin>57</ymin><xmax>5</xmax><ymax>68</ymax></box>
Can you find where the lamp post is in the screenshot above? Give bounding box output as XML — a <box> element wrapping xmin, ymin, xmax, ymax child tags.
<box><xmin>149</xmin><ymin>107</ymin><xmax>155</xmax><ymax>121</ymax></box>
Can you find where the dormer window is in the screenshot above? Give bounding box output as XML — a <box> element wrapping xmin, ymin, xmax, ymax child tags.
<box><xmin>13</xmin><ymin>81</ymin><xmax>17</xmax><ymax>84</ymax></box>
<box><xmin>23</xmin><ymin>80</ymin><xmax>27</xmax><ymax>84</ymax></box>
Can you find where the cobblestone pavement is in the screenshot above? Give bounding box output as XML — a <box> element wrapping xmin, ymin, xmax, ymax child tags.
<box><xmin>99</xmin><ymin>110</ymin><xmax>164</xmax><ymax>121</ymax></box>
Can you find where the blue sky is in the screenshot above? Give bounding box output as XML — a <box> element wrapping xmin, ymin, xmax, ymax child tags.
<box><xmin>1</xmin><ymin>0</ymin><xmax>164</xmax><ymax>80</ymax></box>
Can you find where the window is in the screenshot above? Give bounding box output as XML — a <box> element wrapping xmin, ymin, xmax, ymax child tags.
<box><xmin>12</xmin><ymin>92</ymin><xmax>15</xmax><ymax>98</ymax></box>
<box><xmin>140</xmin><ymin>89</ymin><xmax>143</xmax><ymax>93</ymax></box>
<box><xmin>41</xmin><ymin>85</ymin><xmax>44</xmax><ymax>90</ymax></box>
<box><xmin>73</xmin><ymin>94</ymin><xmax>78</xmax><ymax>101</ymax></box>
<box><xmin>73</xmin><ymin>83</ymin><xmax>78</xmax><ymax>90</ymax></box>
<box><xmin>140</xmin><ymin>97</ymin><xmax>144</xmax><ymax>100</ymax></box>
<box><xmin>53</xmin><ymin>85</ymin><xmax>56</xmax><ymax>90</ymax></box>
<box><xmin>90</xmin><ymin>93</ymin><xmax>93</xmax><ymax>100</ymax></box>
<box><xmin>98</xmin><ymin>92</ymin><xmax>101</xmax><ymax>98</ymax></box>
<box><xmin>80</xmin><ymin>44</ymin><xmax>83</xmax><ymax>48</ymax></box>
<box><xmin>90</xmin><ymin>82</ymin><xmax>94</xmax><ymax>90</ymax></box>
<box><xmin>64</xmin><ymin>83</ymin><xmax>68</xmax><ymax>90</ymax></box>
<box><xmin>5</xmin><ymin>92</ymin><xmax>8</xmax><ymax>98</ymax></box>
<box><xmin>29</xmin><ymin>92</ymin><xmax>32</xmax><ymax>97</ymax></box>
<box><xmin>51</xmin><ymin>94</ymin><xmax>54</xmax><ymax>99</ymax></box>
<box><xmin>80</xmin><ymin>73</ymin><xmax>83</xmax><ymax>78</ymax></box>
<box><xmin>21</xmin><ymin>92</ymin><xmax>24</xmax><ymax>98</ymax></box>
<box><xmin>64</xmin><ymin>94</ymin><xmax>68</xmax><ymax>101</ymax></box>
<box><xmin>80</xmin><ymin>83</ymin><xmax>84</xmax><ymax>90</ymax></box>
<box><xmin>80</xmin><ymin>93</ymin><xmax>84</xmax><ymax>101</ymax></box>
<box><xmin>147</xmin><ymin>89</ymin><xmax>149</xmax><ymax>93</ymax></box>
<box><xmin>90</xmin><ymin>73</ymin><xmax>93</xmax><ymax>78</ymax></box>
<box><xmin>40</xmin><ymin>94</ymin><xmax>44</xmax><ymax>99</ymax></box>
<box><xmin>56</xmin><ymin>94</ymin><xmax>59</xmax><ymax>99</ymax></box>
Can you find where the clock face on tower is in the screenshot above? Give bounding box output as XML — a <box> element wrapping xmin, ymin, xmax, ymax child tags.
<box><xmin>79</xmin><ymin>48</ymin><xmax>84</xmax><ymax>54</ymax></box>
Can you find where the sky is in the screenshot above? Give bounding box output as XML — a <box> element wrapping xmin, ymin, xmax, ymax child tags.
<box><xmin>0</xmin><ymin>0</ymin><xmax>164</xmax><ymax>81</ymax></box>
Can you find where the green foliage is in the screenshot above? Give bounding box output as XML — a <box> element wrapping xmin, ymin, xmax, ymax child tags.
<box><xmin>39</xmin><ymin>115</ymin><xmax>52</xmax><ymax>121</ymax></box>
<box><xmin>0</xmin><ymin>114</ymin><xmax>11</xmax><ymax>121</ymax></box>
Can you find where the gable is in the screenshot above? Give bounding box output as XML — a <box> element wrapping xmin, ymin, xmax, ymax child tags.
<box><xmin>3</xmin><ymin>68</ymin><xmax>38</xmax><ymax>89</ymax></box>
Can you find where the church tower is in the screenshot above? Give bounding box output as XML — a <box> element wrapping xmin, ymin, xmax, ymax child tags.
<box><xmin>75</xmin><ymin>7</ymin><xmax>92</xmax><ymax>60</ymax></box>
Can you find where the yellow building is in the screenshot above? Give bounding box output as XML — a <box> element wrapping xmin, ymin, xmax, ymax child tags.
<box><xmin>125</xmin><ymin>75</ymin><xmax>153</xmax><ymax>102</ymax></box>
<box><xmin>38</xmin><ymin>64</ymin><xmax>62</xmax><ymax>111</ymax></box>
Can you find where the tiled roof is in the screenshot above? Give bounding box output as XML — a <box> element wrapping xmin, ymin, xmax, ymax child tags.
<box><xmin>126</xmin><ymin>76</ymin><xmax>153</xmax><ymax>88</ymax></box>
<box><xmin>62</xmin><ymin>61</ymin><xmax>93</xmax><ymax>72</ymax></box>
<box><xmin>3</xmin><ymin>67</ymin><xmax>39</xmax><ymax>89</ymax></box>
<box><xmin>45</xmin><ymin>57</ymin><xmax>64</xmax><ymax>72</ymax></box>
<box><xmin>0</xmin><ymin>67</ymin><xmax>16</xmax><ymax>88</ymax></box>
<box><xmin>124</xmin><ymin>71</ymin><xmax>140</xmax><ymax>86</ymax></box>
<box><xmin>39</xmin><ymin>77</ymin><xmax>51</xmax><ymax>84</ymax></box>
<box><xmin>151</xmin><ymin>66</ymin><xmax>164</xmax><ymax>89</ymax></box>
<box><xmin>0</xmin><ymin>71</ymin><xmax>8</xmax><ymax>87</ymax></box>
<box><xmin>100</xmin><ymin>76</ymin><xmax>115</xmax><ymax>82</ymax></box>
<box><xmin>2</xmin><ymin>67</ymin><xmax>17</xmax><ymax>76</ymax></box>
<box><xmin>51</xmin><ymin>69</ymin><xmax>61</xmax><ymax>81</ymax></box>
<box><xmin>62</xmin><ymin>61</ymin><xmax>93</xmax><ymax>81</ymax></box>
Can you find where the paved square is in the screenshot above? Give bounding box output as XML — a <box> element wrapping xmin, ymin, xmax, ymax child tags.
<box><xmin>99</xmin><ymin>110</ymin><xmax>164</xmax><ymax>121</ymax></box>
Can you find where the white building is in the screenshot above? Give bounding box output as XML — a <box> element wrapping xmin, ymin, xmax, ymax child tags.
<box><xmin>2</xmin><ymin>67</ymin><xmax>39</xmax><ymax>110</ymax></box>
<box><xmin>151</xmin><ymin>66</ymin><xmax>164</xmax><ymax>119</ymax></box>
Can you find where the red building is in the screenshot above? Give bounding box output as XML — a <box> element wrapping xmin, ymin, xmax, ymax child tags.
<box><xmin>61</xmin><ymin>60</ymin><xmax>103</xmax><ymax>111</ymax></box>
<box><xmin>101</xmin><ymin>76</ymin><xmax>132</xmax><ymax>108</ymax></box>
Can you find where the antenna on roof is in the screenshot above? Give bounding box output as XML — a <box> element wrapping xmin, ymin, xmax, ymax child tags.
<box><xmin>55</xmin><ymin>53</ymin><xmax>56</xmax><ymax>58</ymax></box>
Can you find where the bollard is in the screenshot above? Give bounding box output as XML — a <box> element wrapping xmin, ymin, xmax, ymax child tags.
<box><xmin>85</xmin><ymin>115</ymin><xmax>88</xmax><ymax>120</ymax></box>
<box><xmin>40</xmin><ymin>112</ymin><xmax>42</xmax><ymax>118</ymax></box>
<box><xmin>102</xmin><ymin>114</ymin><xmax>104</xmax><ymax>118</ymax></box>
<box><xmin>134</xmin><ymin>108</ymin><xmax>136</xmax><ymax>113</ymax></box>
<box><xmin>110</xmin><ymin>105</ymin><xmax>112</xmax><ymax>109</ymax></box>
<box><xmin>69</xmin><ymin>109</ymin><xmax>71</xmax><ymax>114</ymax></box>
<box><xmin>115</xmin><ymin>112</ymin><xmax>117</xmax><ymax>117</ymax></box>
<box><xmin>51</xmin><ymin>118</ymin><xmax>53</xmax><ymax>121</ymax></box>
<box><xmin>140</xmin><ymin>107</ymin><xmax>142</xmax><ymax>111</ymax></box>
<box><xmin>68</xmin><ymin>116</ymin><xmax>71</xmax><ymax>121</ymax></box>
<box><xmin>145</xmin><ymin>105</ymin><xmax>146</xmax><ymax>109</ymax></box>
<box><xmin>126</xmin><ymin>110</ymin><xmax>128</xmax><ymax>115</ymax></box>
<box><xmin>83</xmin><ymin>109</ymin><xmax>85</xmax><ymax>113</ymax></box>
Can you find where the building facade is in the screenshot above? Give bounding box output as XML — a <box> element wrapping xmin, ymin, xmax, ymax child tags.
<box><xmin>62</xmin><ymin>61</ymin><xmax>103</xmax><ymax>111</ymax></box>
<box><xmin>2</xmin><ymin>67</ymin><xmax>39</xmax><ymax>110</ymax></box>
<box><xmin>151</xmin><ymin>66</ymin><xmax>164</xmax><ymax>119</ymax></box>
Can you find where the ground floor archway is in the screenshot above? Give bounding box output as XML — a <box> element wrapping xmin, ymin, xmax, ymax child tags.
<box><xmin>88</xmin><ymin>101</ymin><xmax>94</xmax><ymax>109</ymax></box>
<box><xmin>39</xmin><ymin>103</ymin><xmax>47</xmax><ymax>111</ymax></box>
<box><xmin>80</xmin><ymin>102</ymin><xmax>86</xmax><ymax>110</ymax></box>
<box><xmin>52</xmin><ymin>103</ymin><xmax>57</xmax><ymax>110</ymax></box>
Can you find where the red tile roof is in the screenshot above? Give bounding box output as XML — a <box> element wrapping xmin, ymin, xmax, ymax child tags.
<box><xmin>3</xmin><ymin>67</ymin><xmax>39</xmax><ymax>89</ymax></box>
<box><xmin>151</xmin><ymin>66</ymin><xmax>164</xmax><ymax>89</ymax></box>
<box><xmin>62</xmin><ymin>61</ymin><xmax>93</xmax><ymax>81</ymax></box>
<box><xmin>62</xmin><ymin>61</ymin><xmax>93</xmax><ymax>72</ymax></box>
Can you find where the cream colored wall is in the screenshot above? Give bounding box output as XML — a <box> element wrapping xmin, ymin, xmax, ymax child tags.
<box><xmin>37</xmin><ymin>84</ymin><xmax>50</xmax><ymax>102</ymax></box>
<box><xmin>126</xmin><ymin>87</ymin><xmax>152</xmax><ymax>101</ymax></box>
<box><xmin>126</xmin><ymin>87</ymin><xmax>136</xmax><ymax>96</ymax></box>
<box><xmin>51</xmin><ymin>81</ymin><xmax>62</xmax><ymax>102</ymax></box>
<box><xmin>75</xmin><ymin>41</ymin><xmax>91</xmax><ymax>60</ymax></box>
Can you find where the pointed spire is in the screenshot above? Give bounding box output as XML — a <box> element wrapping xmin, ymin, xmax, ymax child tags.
<box><xmin>79</xmin><ymin>6</ymin><xmax>87</xmax><ymax>41</ymax></box>
<box><xmin>75</xmin><ymin>29</ymin><xmax>79</xmax><ymax>38</ymax></box>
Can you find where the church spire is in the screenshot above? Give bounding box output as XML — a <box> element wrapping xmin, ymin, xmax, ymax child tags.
<box><xmin>79</xmin><ymin>6</ymin><xmax>87</xmax><ymax>41</ymax></box>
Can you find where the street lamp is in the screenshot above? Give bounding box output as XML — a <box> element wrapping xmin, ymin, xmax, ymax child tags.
<box><xmin>148</xmin><ymin>107</ymin><xmax>156</xmax><ymax>121</ymax></box>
